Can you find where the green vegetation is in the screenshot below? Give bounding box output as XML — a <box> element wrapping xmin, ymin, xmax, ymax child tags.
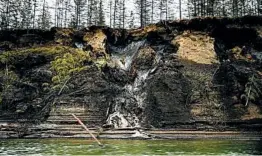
<box><xmin>0</xmin><ymin>67</ymin><xmax>18</xmax><ymax>104</ymax></box>
<box><xmin>0</xmin><ymin>45</ymin><xmax>109</xmax><ymax>93</ymax></box>
<box><xmin>0</xmin><ymin>46</ymin><xmax>72</xmax><ymax>65</ymax></box>
<box><xmin>94</xmin><ymin>58</ymin><xmax>108</xmax><ymax>70</ymax></box>
<box><xmin>51</xmin><ymin>49</ymin><xmax>90</xmax><ymax>90</ymax></box>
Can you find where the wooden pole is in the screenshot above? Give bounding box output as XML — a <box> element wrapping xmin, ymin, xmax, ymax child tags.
<box><xmin>71</xmin><ymin>114</ymin><xmax>103</xmax><ymax>146</ymax></box>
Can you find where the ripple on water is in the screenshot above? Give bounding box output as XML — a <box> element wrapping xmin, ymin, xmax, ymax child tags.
<box><xmin>0</xmin><ymin>139</ymin><xmax>262</xmax><ymax>155</ymax></box>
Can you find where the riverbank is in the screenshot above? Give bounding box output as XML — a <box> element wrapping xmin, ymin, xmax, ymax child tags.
<box><xmin>0</xmin><ymin>16</ymin><xmax>262</xmax><ymax>137</ymax></box>
<box><xmin>1</xmin><ymin>121</ymin><xmax>262</xmax><ymax>140</ymax></box>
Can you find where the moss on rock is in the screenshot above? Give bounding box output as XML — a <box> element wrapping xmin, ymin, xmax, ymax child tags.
<box><xmin>0</xmin><ymin>46</ymin><xmax>73</xmax><ymax>65</ymax></box>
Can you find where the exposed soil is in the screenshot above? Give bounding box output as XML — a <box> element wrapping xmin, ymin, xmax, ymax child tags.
<box><xmin>0</xmin><ymin>16</ymin><xmax>262</xmax><ymax>138</ymax></box>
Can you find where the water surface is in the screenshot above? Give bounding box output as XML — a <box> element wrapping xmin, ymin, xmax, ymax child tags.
<box><xmin>0</xmin><ymin>139</ymin><xmax>262</xmax><ymax>155</ymax></box>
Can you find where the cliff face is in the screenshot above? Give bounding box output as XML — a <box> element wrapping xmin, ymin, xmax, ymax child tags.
<box><xmin>0</xmin><ymin>16</ymin><xmax>262</xmax><ymax>131</ymax></box>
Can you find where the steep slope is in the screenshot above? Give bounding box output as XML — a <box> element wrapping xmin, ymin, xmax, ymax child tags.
<box><xmin>0</xmin><ymin>16</ymin><xmax>262</xmax><ymax>138</ymax></box>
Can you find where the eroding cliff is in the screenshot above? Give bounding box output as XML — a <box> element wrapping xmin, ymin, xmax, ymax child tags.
<box><xmin>0</xmin><ymin>16</ymin><xmax>262</xmax><ymax>133</ymax></box>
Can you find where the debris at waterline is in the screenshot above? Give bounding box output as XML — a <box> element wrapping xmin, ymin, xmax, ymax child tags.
<box><xmin>72</xmin><ymin>114</ymin><xmax>103</xmax><ymax>146</ymax></box>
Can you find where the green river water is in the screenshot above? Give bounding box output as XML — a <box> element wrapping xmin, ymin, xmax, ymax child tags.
<box><xmin>0</xmin><ymin>139</ymin><xmax>262</xmax><ymax>155</ymax></box>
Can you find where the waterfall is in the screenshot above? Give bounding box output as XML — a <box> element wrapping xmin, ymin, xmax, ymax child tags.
<box><xmin>107</xmin><ymin>41</ymin><xmax>162</xmax><ymax>128</ymax></box>
<box><xmin>107</xmin><ymin>71</ymin><xmax>150</xmax><ymax>128</ymax></box>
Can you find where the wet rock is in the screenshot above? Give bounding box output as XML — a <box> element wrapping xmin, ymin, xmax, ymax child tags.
<box><xmin>103</xmin><ymin>66</ymin><xmax>129</xmax><ymax>85</ymax></box>
<box><xmin>107</xmin><ymin>112</ymin><xmax>130</xmax><ymax>128</ymax></box>
<box><xmin>108</xmin><ymin>40</ymin><xmax>146</xmax><ymax>71</ymax></box>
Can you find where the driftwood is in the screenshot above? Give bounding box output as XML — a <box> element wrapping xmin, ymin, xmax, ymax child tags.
<box><xmin>72</xmin><ymin>114</ymin><xmax>103</xmax><ymax>146</ymax></box>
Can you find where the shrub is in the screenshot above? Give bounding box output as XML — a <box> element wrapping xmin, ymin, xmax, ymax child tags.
<box><xmin>51</xmin><ymin>49</ymin><xmax>91</xmax><ymax>90</ymax></box>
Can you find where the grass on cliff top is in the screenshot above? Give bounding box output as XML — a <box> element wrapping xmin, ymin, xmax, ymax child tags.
<box><xmin>0</xmin><ymin>45</ymin><xmax>109</xmax><ymax>67</ymax></box>
<box><xmin>0</xmin><ymin>46</ymin><xmax>74</xmax><ymax>65</ymax></box>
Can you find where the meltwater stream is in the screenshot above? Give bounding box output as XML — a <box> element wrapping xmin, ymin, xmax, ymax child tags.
<box><xmin>109</xmin><ymin>40</ymin><xmax>146</xmax><ymax>71</ymax></box>
<box><xmin>106</xmin><ymin>41</ymin><xmax>162</xmax><ymax>129</ymax></box>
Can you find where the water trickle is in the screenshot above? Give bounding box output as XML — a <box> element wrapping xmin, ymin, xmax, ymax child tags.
<box><xmin>129</xmin><ymin>70</ymin><xmax>150</xmax><ymax>106</ymax></box>
<box><xmin>110</xmin><ymin>70</ymin><xmax>151</xmax><ymax>128</ymax></box>
<box><xmin>131</xmin><ymin>130</ymin><xmax>150</xmax><ymax>138</ymax></box>
<box><xmin>107</xmin><ymin>112</ymin><xmax>129</xmax><ymax>128</ymax></box>
<box><xmin>75</xmin><ymin>42</ymin><xmax>84</xmax><ymax>49</ymax></box>
<box><xmin>107</xmin><ymin>42</ymin><xmax>163</xmax><ymax>128</ymax></box>
<box><xmin>110</xmin><ymin>40</ymin><xmax>146</xmax><ymax>71</ymax></box>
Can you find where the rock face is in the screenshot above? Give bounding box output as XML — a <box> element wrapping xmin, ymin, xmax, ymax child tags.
<box><xmin>1</xmin><ymin>16</ymin><xmax>262</xmax><ymax>135</ymax></box>
<box><xmin>174</xmin><ymin>31</ymin><xmax>219</xmax><ymax>64</ymax></box>
<box><xmin>144</xmin><ymin>55</ymin><xmax>191</xmax><ymax>128</ymax></box>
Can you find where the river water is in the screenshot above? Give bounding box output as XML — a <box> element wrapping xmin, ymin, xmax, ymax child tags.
<box><xmin>0</xmin><ymin>139</ymin><xmax>261</xmax><ymax>155</ymax></box>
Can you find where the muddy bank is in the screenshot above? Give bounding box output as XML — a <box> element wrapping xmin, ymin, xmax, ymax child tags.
<box><xmin>0</xmin><ymin>16</ymin><xmax>262</xmax><ymax>138</ymax></box>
